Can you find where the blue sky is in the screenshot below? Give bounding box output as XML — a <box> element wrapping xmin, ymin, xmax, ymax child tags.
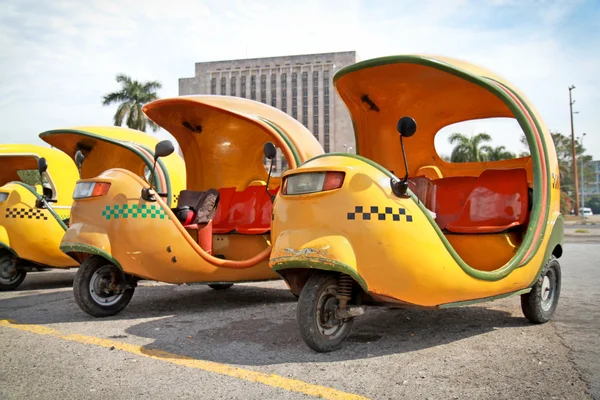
<box><xmin>1</xmin><ymin>0</ymin><xmax>599</xmax><ymax>158</ymax></box>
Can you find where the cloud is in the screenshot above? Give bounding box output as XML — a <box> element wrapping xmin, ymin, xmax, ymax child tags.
<box><xmin>0</xmin><ymin>0</ymin><xmax>598</xmax><ymax>159</ymax></box>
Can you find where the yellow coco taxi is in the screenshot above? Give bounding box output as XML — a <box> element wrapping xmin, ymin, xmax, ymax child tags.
<box><xmin>61</xmin><ymin>96</ymin><xmax>323</xmax><ymax>317</ymax></box>
<box><xmin>0</xmin><ymin>144</ymin><xmax>79</xmax><ymax>290</ymax></box>
<box><xmin>269</xmin><ymin>55</ymin><xmax>564</xmax><ymax>352</ymax></box>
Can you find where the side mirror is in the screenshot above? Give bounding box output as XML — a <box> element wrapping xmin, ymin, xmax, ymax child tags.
<box><xmin>263</xmin><ymin>142</ymin><xmax>277</xmax><ymax>203</ymax></box>
<box><xmin>142</xmin><ymin>140</ymin><xmax>175</xmax><ymax>202</ymax></box>
<box><xmin>37</xmin><ymin>157</ymin><xmax>48</xmax><ymax>175</ymax></box>
<box><xmin>397</xmin><ymin>116</ymin><xmax>417</xmax><ymax>137</ymax></box>
<box><xmin>391</xmin><ymin>116</ymin><xmax>417</xmax><ymax>198</ymax></box>
<box><xmin>155</xmin><ymin>140</ymin><xmax>175</xmax><ymax>158</ymax></box>
<box><xmin>75</xmin><ymin>150</ymin><xmax>85</xmax><ymax>169</ymax></box>
<box><xmin>264</xmin><ymin>142</ymin><xmax>277</xmax><ymax>160</ymax></box>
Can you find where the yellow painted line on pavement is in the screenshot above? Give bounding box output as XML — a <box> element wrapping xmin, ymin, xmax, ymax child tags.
<box><xmin>0</xmin><ymin>320</ymin><xmax>368</xmax><ymax>400</ymax></box>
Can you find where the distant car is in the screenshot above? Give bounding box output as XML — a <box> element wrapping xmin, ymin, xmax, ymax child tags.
<box><xmin>580</xmin><ymin>207</ymin><xmax>594</xmax><ymax>216</ymax></box>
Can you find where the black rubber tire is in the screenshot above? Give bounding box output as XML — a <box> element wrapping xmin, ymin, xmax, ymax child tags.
<box><xmin>297</xmin><ymin>271</ymin><xmax>354</xmax><ymax>353</ymax></box>
<box><xmin>73</xmin><ymin>256</ymin><xmax>134</xmax><ymax>318</ymax></box>
<box><xmin>0</xmin><ymin>253</ymin><xmax>27</xmax><ymax>291</ymax></box>
<box><xmin>521</xmin><ymin>256</ymin><xmax>561</xmax><ymax>324</ymax></box>
<box><xmin>208</xmin><ymin>283</ymin><xmax>233</xmax><ymax>290</ymax></box>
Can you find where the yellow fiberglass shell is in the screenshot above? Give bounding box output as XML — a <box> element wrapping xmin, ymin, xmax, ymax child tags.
<box><xmin>269</xmin><ymin>55</ymin><xmax>561</xmax><ymax>307</ymax></box>
<box><xmin>59</xmin><ymin>97</ymin><xmax>323</xmax><ymax>283</ymax></box>
<box><xmin>0</xmin><ymin>144</ymin><xmax>79</xmax><ymax>267</ymax></box>
<box><xmin>39</xmin><ymin>126</ymin><xmax>186</xmax><ymax>207</ymax></box>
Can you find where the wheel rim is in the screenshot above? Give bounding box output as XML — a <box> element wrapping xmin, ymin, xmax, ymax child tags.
<box><xmin>540</xmin><ymin>269</ymin><xmax>556</xmax><ymax>311</ymax></box>
<box><xmin>315</xmin><ymin>285</ymin><xmax>348</xmax><ymax>340</ymax></box>
<box><xmin>89</xmin><ymin>266</ymin><xmax>125</xmax><ymax>306</ymax></box>
<box><xmin>0</xmin><ymin>257</ymin><xmax>21</xmax><ymax>285</ymax></box>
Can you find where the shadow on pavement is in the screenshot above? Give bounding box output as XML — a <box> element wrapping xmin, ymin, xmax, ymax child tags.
<box><xmin>0</xmin><ymin>277</ymin><xmax>534</xmax><ymax>365</ymax></box>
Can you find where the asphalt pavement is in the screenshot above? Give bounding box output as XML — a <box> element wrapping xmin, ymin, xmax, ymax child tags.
<box><xmin>0</xmin><ymin>241</ymin><xmax>598</xmax><ymax>399</ymax></box>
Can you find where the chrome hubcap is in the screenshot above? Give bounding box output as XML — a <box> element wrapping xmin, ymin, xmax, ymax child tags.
<box><xmin>316</xmin><ymin>285</ymin><xmax>346</xmax><ymax>339</ymax></box>
<box><xmin>0</xmin><ymin>258</ymin><xmax>20</xmax><ymax>284</ymax></box>
<box><xmin>89</xmin><ymin>266</ymin><xmax>124</xmax><ymax>306</ymax></box>
<box><xmin>540</xmin><ymin>271</ymin><xmax>555</xmax><ymax>311</ymax></box>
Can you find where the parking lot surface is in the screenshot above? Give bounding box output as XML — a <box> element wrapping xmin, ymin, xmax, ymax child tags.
<box><xmin>1</xmin><ymin>242</ymin><xmax>598</xmax><ymax>399</ymax></box>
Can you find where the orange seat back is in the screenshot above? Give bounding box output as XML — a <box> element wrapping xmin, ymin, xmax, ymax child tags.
<box><xmin>445</xmin><ymin>169</ymin><xmax>529</xmax><ymax>234</ymax></box>
<box><xmin>432</xmin><ymin>177</ymin><xmax>478</xmax><ymax>230</ymax></box>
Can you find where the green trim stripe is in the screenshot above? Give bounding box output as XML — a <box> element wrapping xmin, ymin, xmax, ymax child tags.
<box><xmin>60</xmin><ymin>242</ymin><xmax>123</xmax><ymax>270</ymax></box>
<box><xmin>11</xmin><ymin>181</ymin><xmax>68</xmax><ymax>231</ymax></box>
<box><xmin>438</xmin><ymin>288</ymin><xmax>531</xmax><ymax>308</ymax></box>
<box><xmin>102</xmin><ymin>204</ymin><xmax>171</xmax><ymax>220</ymax></box>
<box><xmin>271</xmin><ymin>258</ymin><xmax>368</xmax><ymax>292</ymax></box>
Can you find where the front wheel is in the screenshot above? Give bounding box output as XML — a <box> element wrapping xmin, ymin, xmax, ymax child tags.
<box><xmin>0</xmin><ymin>253</ymin><xmax>27</xmax><ymax>291</ymax></box>
<box><xmin>73</xmin><ymin>256</ymin><xmax>135</xmax><ymax>317</ymax></box>
<box><xmin>297</xmin><ymin>272</ymin><xmax>354</xmax><ymax>352</ymax></box>
<box><xmin>521</xmin><ymin>256</ymin><xmax>561</xmax><ymax>324</ymax></box>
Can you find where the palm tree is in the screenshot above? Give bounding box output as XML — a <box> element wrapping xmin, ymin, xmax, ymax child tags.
<box><xmin>448</xmin><ymin>132</ymin><xmax>492</xmax><ymax>163</ymax></box>
<box><xmin>481</xmin><ymin>145</ymin><xmax>516</xmax><ymax>161</ymax></box>
<box><xmin>102</xmin><ymin>74</ymin><xmax>162</xmax><ymax>132</ymax></box>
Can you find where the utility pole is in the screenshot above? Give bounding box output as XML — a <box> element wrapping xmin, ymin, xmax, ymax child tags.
<box><xmin>569</xmin><ymin>85</ymin><xmax>580</xmax><ymax>216</ymax></box>
<box><xmin>580</xmin><ymin>133</ymin><xmax>587</xmax><ymax>220</ymax></box>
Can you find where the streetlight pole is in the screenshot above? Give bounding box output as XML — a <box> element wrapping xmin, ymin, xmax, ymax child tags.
<box><xmin>580</xmin><ymin>133</ymin><xmax>587</xmax><ymax>220</ymax></box>
<box><xmin>569</xmin><ymin>85</ymin><xmax>580</xmax><ymax>216</ymax></box>
<box><xmin>343</xmin><ymin>144</ymin><xmax>353</xmax><ymax>154</ymax></box>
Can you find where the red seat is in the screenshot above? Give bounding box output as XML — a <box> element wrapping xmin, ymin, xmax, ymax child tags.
<box><xmin>432</xmin><ymin>177</ymin><xmax>478</xmax><ymax>230</ymax></box>
<box><xmin>445</xmin><ymin>169</ymin><xmax>529</xmax><ymax>234</ymax></box>
<box><xmin>236</xmin><ymin>187</ymin><xmax>279</xmax><ymax>234</ymax></box>
<box><xmin>212</xmin><ymin>187</ymin><xmax>236</xmax><ymax>234</ymax></box>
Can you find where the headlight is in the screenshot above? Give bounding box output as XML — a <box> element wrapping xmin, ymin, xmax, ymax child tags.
<box><xmin>0</xmin><ymin>192</ymin><xmax>8</xmax><ymax>202</ymax></box>
<box><xmin>73</xmin><ymin>182</ymin><xmax>111</xmax><ymax>199</ymax></box>
<box><xmin>283</xmin><ymin>172</ymin><xmax>345</xmax><ymax>195</ymax></box>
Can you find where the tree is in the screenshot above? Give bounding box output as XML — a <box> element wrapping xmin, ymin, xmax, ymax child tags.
<box><xmin>481</xmin><ymin>145</ymin><xmax>516</xmax><ymax>161</ymax></box>
<box><xmin>448</xmin><ymin>132</ymin><xmax>492</xmax><ymax>163</ymax></box>
<box><xmin>102</xmin><ymin>74</ymin><xmax>162</xmax><ymax>132</ymax></box>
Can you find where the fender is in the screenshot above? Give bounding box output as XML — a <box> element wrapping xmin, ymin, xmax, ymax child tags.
<box><xmin>270</xmin><ymin>230</ymin><xmax>367</xmax><ymax>292</ymax></box>
<box><xmin>0</xmin><ymin>225</ymin><xmax>16</xmax><ymax>256</ymax></box>
<box><xmin>60</xmin><ymin>222</ymin><xmax>120</xmax><ymax>269</ymax></box>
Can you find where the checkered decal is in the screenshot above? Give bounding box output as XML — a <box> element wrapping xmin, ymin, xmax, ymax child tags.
<box><xmin>5</xmin><ymin>207</ymin><xmax>48</xmax><ymax>220</ymax></box>
<box><xmin>102</xmin><ymin>204</ymin><xmax>171</xmax><ymax>220</ymax></box>
<box><xmin>347</xmin><ymin>206</ymin><xmax>413</xmax><ymax>222</ymax></box>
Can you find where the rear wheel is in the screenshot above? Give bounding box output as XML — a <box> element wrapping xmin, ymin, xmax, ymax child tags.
<box><xmin>208</xmin><ymin>283</ymin><xmax>233</xmax><ymax>290</ymax></box>
<box><xmin>73</xmin><ymin>256</ymin><xmax>135</xmax><ymax>317</ymax></box>
<box><xmin>521</xmin><ymin>256</ymin><xmax>561</xmax><ymax>324</ymax></box>
<box><xmin>297</xmin><ymin>272</ymin><xmax>354</xmax><ymax>352</ymax></box>
<box><xmin>0</xmin><ymin>253</ymin><xmax>26</xmax><ymax>291</ymax></box>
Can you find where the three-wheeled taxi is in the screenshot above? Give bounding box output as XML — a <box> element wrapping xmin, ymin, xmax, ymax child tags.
<box><xmin>0</xmin><ymin>144</ymin><xmax>79</xmax><ymax>290</ymax></box>
<box><xmin>61</xmin><ymin>96</ymin><xmax>323</xmax><ymax>317</ymax></box>
<box><xmin>269</xmin><ymin>55</ymin><xmax>563</xmax><ymax>352</ymax></box>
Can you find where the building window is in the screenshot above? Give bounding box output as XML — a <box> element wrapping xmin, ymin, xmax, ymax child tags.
<box><xmin>323</xmin><ymin>70</ymin><xmax>330</xmax><ymax>152</ymax></box>
<box><xmin>292</xmin><ymin>72</ymin><xmax>298</xmax><ymax>119</ymax></box>
<box><xmin>281</xmin><ymin>73</ymin><xmax>287</xmax><ymax>113</ymax></box>
<box><xmin>241</xmin><ymin>76</ymin><xmax>246</xmax><ymax>97</ymax></box>
<box><xmin>271</xmin><ymin>74</ymin><xmax>277</xmax><ymax>107</ymax></box>
<box><xmin>251</xmin><ymin>75</ymin><xmax>256</xmax><ymax>100</ymax></box>
<box><xmin>302</xmin><ymin>71</ymin><xmax>308</xmax><ymax>127</ymax></box>
<box><xmin>220</xmin><ymin>77</ymin><xmax>226</xmax><ymax>95</ymax></box>
<box><xmin>261</xmin><ymin>74</ymin><xmax>266</xmax><ymax>103</ymax></box>
<box><xmin>210</xmin><ymin>77</ymin><xmax>216</xmax><ymax>95</ymax></box>
<box><xmin>230</xmin><ymin>76</ymin><xmax>237</xmax><ymax>96</ymax></box>
<box><xmin>312</xmin><ymin>70</ymin><xmax>319</xmax><ymax>134</ymax></box>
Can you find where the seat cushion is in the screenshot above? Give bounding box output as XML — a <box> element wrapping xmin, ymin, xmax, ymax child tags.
<box><xmin>212</xmin><ymin>187</ymin><xmax>236</xmax><ymax>234</ymax></box>
<box><xmin>445</xmin><ymin>168</ymin><xmax>529</xmax><ymax>234</ymax></box>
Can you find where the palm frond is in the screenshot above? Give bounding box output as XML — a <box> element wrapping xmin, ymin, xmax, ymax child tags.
<box><xmin>114</xmin><ymin>103</ymin><xmax>130</xmax><ymax>126</ymax></box>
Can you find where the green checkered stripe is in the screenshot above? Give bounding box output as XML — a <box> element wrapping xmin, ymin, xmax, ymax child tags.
<box><xmin>102</xmin><ymin>204</ymin><xmax>171</xmax><ymax>220</ymax></box>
